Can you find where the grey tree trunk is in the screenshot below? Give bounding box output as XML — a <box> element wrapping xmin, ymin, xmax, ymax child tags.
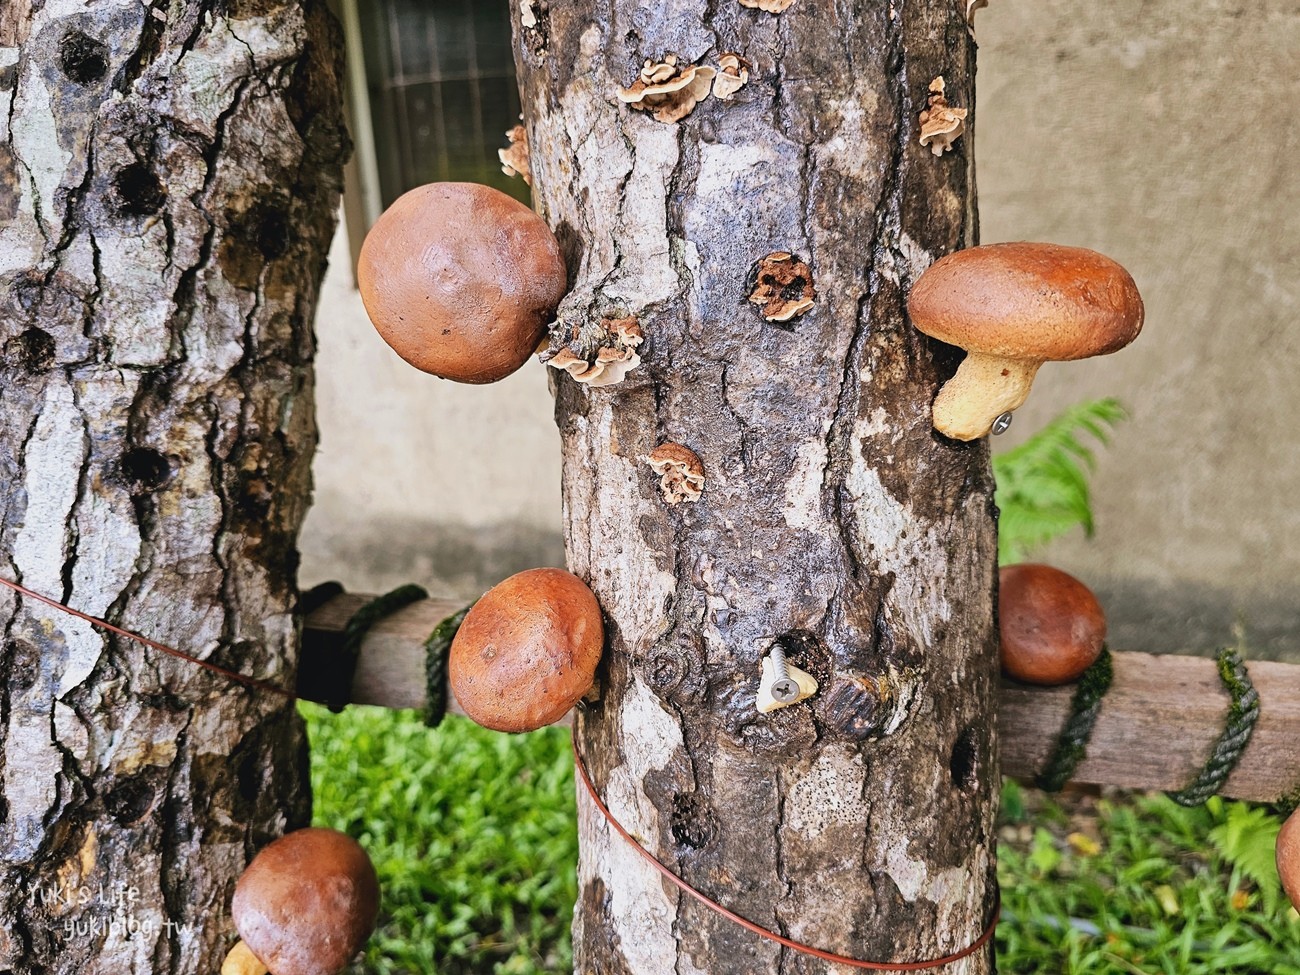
<box><xmin>515</xmin><ymin>2</ymin><xmax>998</xmax><ymax>972</ymax></box>
<box><xmin>0</xmin><ymin>2</ymin><xmax>345</xmax><ymax>971</ymax></box>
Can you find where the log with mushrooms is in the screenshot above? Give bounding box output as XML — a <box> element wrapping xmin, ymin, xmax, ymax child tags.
<box><xmin>449</xmin><ymin>567</ymin><xmax>604</xmax><ymax>733</ymax></box>
<box><xmin>998</xmin><ymin>563</ymin><xmax>1106</xmax><ymax>686</ymax></box>
<box><xmin>224</xmin><ymin>827</ymin><xmax>380</xmax><ymax>975</ymax></box>
<box><xmin>907</xmin><ymin>242</ymin><xmax>1143</xmax><ymax>440</ymax></box>
<box><xmin>357</xmin><ymin>182</ymin><xmax>567</xmax><ymax>383</ymax></box>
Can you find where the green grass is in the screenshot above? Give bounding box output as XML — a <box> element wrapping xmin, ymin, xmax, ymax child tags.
<box><xmin>997</xmin><ymin>781</ymin><xmax>1300</xmax><ymax>974</ymax></box>
<box><xmin>306</xmin><ymin>705</ymin><xmax>1300</xmax><ymax>974</ymax></box>
<box><xmin>305</xmin><ymin>703</ymin><xmax>577</xmax><ymax>974</ymax></box>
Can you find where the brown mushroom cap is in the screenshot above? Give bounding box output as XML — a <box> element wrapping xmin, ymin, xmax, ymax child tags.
<box><xmin>999</xmin><ymin>563</ymin><xmax>1106</xmax><ymax>686</ymax></box>
<box><xmin>450</xmin><ymin>567</ymin><xmax>604</xmax><ymax>733</ymax></box>
<box><xmin>908</xmin><ymin>241</ymin><xmax>1143</xmax><ymax>361</ymax></box>
<box><xmin>1280</xmin><ymin>807</ymin><xmax>1300</xmax><ymax>911</ymax></box>
<box><xmin>232</xmin><ymin>827</ymin><xmax>379</xmax><ymax>975</ymax></box>
<box><xmin>357</xmin><ymin>182</ymin><xmax>567</xmax><ymax>384</ymax></box>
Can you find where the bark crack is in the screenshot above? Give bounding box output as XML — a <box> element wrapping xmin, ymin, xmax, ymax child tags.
<box><xmin>823</xmin><ymin>12</ymin><xmax>908</xmax><ymax>586</ymax></box>
<box><xmin>718</xmin><ymin>362</ymin><xmax>754</xmax><ymax>473</ymax></box>
<box><xmin>57</xmin><ymin>386</ymin><xmax>92</xmax><ymax>607</ymax></box>
<box><xmin>43</xmin><ymin>118</ymin><xmax>98</xmax><ymax>274</ymax></box>
<box><xmin>175</xmin><ymin>2</ymin><xmax>215</xmax><ymax>65</ymax></box>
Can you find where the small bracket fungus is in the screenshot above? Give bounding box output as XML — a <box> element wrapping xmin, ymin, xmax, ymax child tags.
<box><xmin>449</xmin><ymin>568</ymin><xmax>604</xmax><ymax>733</ymax></box>
<box><xmin>618</xmin><ymin>55</ymin><xmax>717</xmax><ymax>124</ymax></box>
<box><xmin>1280</xmin><ymin>807</ymin><xmax>1300</xmax><ymax>912</ymax></box>
<box><xmin>739</xmin><ymin>0</ymin><xmax>797</xmax><ymax>11</ymax></box>
<box><xmin>520</xmin><ymin>0</ymin><xmax>539</xmax><ymax>28</ymax></box>
<box><xmin>232</xmin><ymin>828</ymin><xmax>380</xmax><ymax>975</ymax></box>
<box><xmin>999</xmin><ymin>563</ymin><xmax>1106</xmax><ymax>685</ymax></box>
<box><xmin>357</xmin><ymin>182</ymin><xmax>567</xmax><ymax>384</ymax></box>
<box><xmin>746</xmin><ymin>252</ymin><xmax>816</xmax><ymax>325</ymax></box>
<box><xmin>918</xmin><ymin>76</ymin><xmax>968</xmax><ymax>157</ymax></box>
<box><xmin>907</xmin><ymin>241</ymin><xmax>1144</xmax><ymax>440</ymax></box>
<box><xmin>756</xmin><ymin>655</ymin><xmax>818</xmax><ymax>713</ymax></box>
<box><xmin>965</xmin><ymin>0</ymin><xmax>988</xmax><ymax>28</ymax></box>
<box><xmin>499</xmin><ymin>122</ymin><xmax>531</xmax><ymax>184</ymax></box>
<box><xmin>712</xmin><ymin>53</ymin><xmax>751</xmax><ymax>100</ymax></box>
<box><xmin>541</xmin><ymin>314</ymin><xmax>643</xmax><ymax>386</ymax></box>
<box><xmin>645</xmin><ymin>443</ymin><xmax>705</xmax><ymax>504</ymax></box>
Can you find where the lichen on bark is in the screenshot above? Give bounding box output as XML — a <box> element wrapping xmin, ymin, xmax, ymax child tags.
<box><xmin>514</xmin><ymin>1</ymin><xmax>998</xmax><ymax>972</ymax></box>
<box><xmin>0</xmin><ymin>1</ymin><xmax>346</xmax><ymax>971</ymax></box>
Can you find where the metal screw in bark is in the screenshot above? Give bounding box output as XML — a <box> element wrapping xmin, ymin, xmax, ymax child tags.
<box><xmin>991</xmin><ymin>412</ymin><xmax>1013</xmax><ymax>435</ymax></box>
<box><xmin>767</xmin><ymin>647</ymin><xmax>801</xmax><ymax>704</ymax></box>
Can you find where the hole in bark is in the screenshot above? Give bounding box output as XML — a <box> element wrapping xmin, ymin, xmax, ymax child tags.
<box><xmin>60</xmin><ymin>31</ymin><xmax>109</xmax><ymax>84</ymax></box>
<box><xmin>950</xmin><ymin>725</ymin><xmax>980</xmax><ymax>791</ymax></box>
<box><xmin>769</xmin><ymin>629</ymin><xmax>831</xmax><ymax>689</ymax></box>
<box><xmin>113</xmin><ymin>163</ymin><xmax>165</xmax><ymax>216</ymax></box>
<box><xmin>745</xmin><ymin>252</ymin><xmax>815</xmax><ymax>328</ymax></box>
<box><xmin>237</xmin><ymin>745</ymin><xmax>262</xmax><ymax>804</ymax></box>
<box><xmin>255</xmin><ymin>207</ymin><xmax>291</xmax><ymax>261</ymax></box>
<box><xmin>7</xmin><ymin>640</ymin><xmax>41</xmax><ymax>693</ymax></box>
<box><xmin>119</xmin><ymin>448</ymin><xmax>172</xmax><ymax>494</ymax></box>
<box><xmin>4</xmin><ymin>328</ymin><xmax>56</xmax><ymax>372</ymax></box>
<box><xmin>104</xmin><ymin>773</ymin><xmax>161</xmax><ymax>826</ymax></box>
<box><xmin>236</xmin><ymin>471</ymin><xmax>273</xmax><ymax>520</ymax></box>
<box><xmin>771</xmin><ymin>629</ymin><xmax>820</xmax><ymax>663</ymax></box>
<box><xmin>670</xmin><ymin>792</ymin><xmax>715</xmax><ymax>849</ymax></box>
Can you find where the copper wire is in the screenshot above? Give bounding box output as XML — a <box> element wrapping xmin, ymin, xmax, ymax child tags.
<box><xmin>0</xmin><ymin>575</ymin><xmax>296</xmax><ymax>699</ymax></box>
<box><xmin>573</xmin><ymin>738</ymin><xmax>1000</xmax><ymax>971</ymax></box>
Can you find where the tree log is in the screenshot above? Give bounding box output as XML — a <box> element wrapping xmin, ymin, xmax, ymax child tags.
<box><xmin>511</xmin><ymin>3</ymin><xmax>997</xmax><ymax>971</ymax></box>
<box><xmin>0</xmin><ymin>2</ymin><xmax>345</xmax><ymax>970</ymax></box>
<box><xmin>302</xmin><ymin>594</ymin><xmax>1300</xmax><ymax>804</ymax></box>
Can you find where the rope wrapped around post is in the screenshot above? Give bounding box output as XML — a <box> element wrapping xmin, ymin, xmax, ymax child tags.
<box><xmin>1166</xmin><ymin>647</ymin><xmax>1260</xmax><ymax>807</ymax></box>
<box><xmin>1035</xmin><ymin>646</ymin><xmax>1114</xmax><ymax>793</ymax></box>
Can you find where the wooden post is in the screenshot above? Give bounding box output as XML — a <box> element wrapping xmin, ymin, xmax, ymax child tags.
<box><xmin>302</xmin><ymin>593</ymin><xmax>1300</xmax><ymax>805</ymax></box>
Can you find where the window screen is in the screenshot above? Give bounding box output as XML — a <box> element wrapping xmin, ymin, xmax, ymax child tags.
<box><xmin>358</xmin><ymin>0</ymin><xmax>525</xmax><ymax>207</ymax></box>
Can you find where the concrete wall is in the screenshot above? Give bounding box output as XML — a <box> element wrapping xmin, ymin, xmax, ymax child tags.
<box><xmin>300</xmin><ymin>1</ymin><xmax>1300</xmax><ymax>659</ymax></box>
<box><xmin>977</xmin><ymin>0</ymin><xmax>1300</xmax><ymax>658</ymax></box>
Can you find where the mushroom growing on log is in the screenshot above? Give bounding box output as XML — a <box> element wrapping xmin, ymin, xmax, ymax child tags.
<box><xmin>907</xmin><ymin>242</ymin><xmax>1143</xmax><ymax>440</ymax></box>
<box><xmin>1279</xmin><ymin>806</ymin><xmax>1300</xmax><ymax>912</ymax></box>
<box><xmin>449</xmin><ymin>567</ymin><xmax>604</xmax><ymax>732</ymax></box>
<box><xmin>230</xmin><ymin>827</ymin><xmax>380</xmax><ymax>975</ymax></box>
<box><xmin>357</xmin><ymin>182</ymin><xmax>567</xmax><ymax>383</ymax></box>
<box><xmin>999</xmin><ymin>563</ymin><xmax>1107</xmax><ymax>685</ymax></box>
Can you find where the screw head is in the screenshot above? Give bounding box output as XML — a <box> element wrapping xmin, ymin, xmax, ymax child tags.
<box><xmin>991</xmin><ymin>412</ymin><xmax>1013</xmax><ymax>435</ymax></box>
<box><xmin>770</xmin><ymin>677</ymin><xmax>800</xmax><ymax>703</ymax></box>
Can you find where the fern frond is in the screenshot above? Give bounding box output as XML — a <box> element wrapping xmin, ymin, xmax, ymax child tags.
<box><xmin>1208</xmin><ymin>803</ymin><xmax>1283</xmax><ymax>913</ymax></box>
<box><xmin>993</xmin><ymin>398</ymin><xmax>1127</xmax><ymax>564</ymax></box>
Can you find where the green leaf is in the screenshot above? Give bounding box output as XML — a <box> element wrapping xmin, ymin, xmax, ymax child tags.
<box><xmin>1029</xmin><ymin>827</ymin><xmax>1063</xmax><ymax>876</ymax></box>
<box><xmin>1207</xmin><ymin>802</ymin><xmax>1283</xmax><ymax>912</ymax></box>
<box><xmin>993</xmin><ymin>398</ymin><xmax>1127</xmax><ymax>564</ymax></box>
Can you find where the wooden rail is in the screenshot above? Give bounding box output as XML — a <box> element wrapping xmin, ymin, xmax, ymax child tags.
<box><xmin>301</xmin><ymin>592</ymin><xmax>1300</xmax><ymax>803</ymax></box>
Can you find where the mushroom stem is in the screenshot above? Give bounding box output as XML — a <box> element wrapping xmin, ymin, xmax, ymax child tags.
<box><xmin>221</xmin><ymin>941</ymin><xmax>269</xmax><ymax>975</ymax></box>
<box><xmin>932</xmin><ymin>353</ymin><xmax>1041</xmax><ymax>441</ymax></box>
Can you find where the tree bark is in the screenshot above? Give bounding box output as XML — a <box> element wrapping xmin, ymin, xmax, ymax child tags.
<box><xmin>0</xmin><ymin>2</ymin><xmax>345</xmax><ymax>971</ymax></box>
<box><xmin>514</xmin><ymin>2</ymin><xmax>997</xmax><ymax>972</ymax></box>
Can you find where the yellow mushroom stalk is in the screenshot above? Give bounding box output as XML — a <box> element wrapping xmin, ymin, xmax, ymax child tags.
<box><xmin>930</xmin><ymin>355</ymin><xmax>1041</xmax><ymax>442</ymax></box>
